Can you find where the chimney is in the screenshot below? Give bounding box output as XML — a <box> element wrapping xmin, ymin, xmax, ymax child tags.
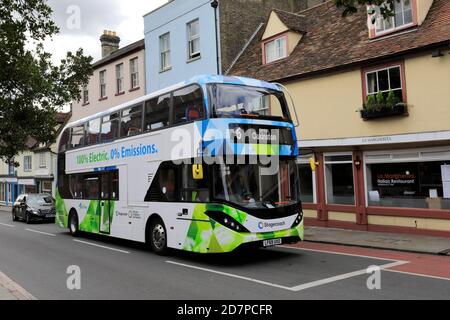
<box><xmin>100</xmin><ymin>30</ymin><xmax>120</xmax><ymax>58</ymax></box>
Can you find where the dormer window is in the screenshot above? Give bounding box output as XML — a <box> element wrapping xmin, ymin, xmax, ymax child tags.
<box><xmin>370</xmin><ymin>0</ymin><xmax>417</xmax><ymax>37</ymax></box>
<box><xmin>263</xmin><ymin>35</ymin><xmax>287</xmax><ymax>64</ymax></box>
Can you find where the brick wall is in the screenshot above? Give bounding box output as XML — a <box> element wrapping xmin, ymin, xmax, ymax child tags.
<box><xmin>219</xmin><ymin>0</ymin><xmax>309</xmax><ymax>73</ymax></box>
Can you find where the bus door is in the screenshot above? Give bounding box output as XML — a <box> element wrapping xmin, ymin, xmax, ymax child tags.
<box><xmin>100</xmin><ymin>171</ymin><xmax>118</xmax><ymax>234</ymax></box>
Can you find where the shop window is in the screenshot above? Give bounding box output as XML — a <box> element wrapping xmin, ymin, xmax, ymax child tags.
<box><xmin>325</xmin><ymin>154</ymin><xmax>355</xmax><ymax>205</ymax></box>
<box><xmin>367</xmin><ymin>161</ymin><xmax>450</xmax><ymax>210</ymax></box>
<box><xmin>297</xmin><ymin>162</ymin><xmax>315</xmax><ymax>203</ymax></box>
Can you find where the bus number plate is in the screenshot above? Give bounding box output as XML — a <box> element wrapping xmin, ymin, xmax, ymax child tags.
<box><xmin>263</xmin><ymin>239</ymin><xmax>282</xmax><ymax>247</ymax></box>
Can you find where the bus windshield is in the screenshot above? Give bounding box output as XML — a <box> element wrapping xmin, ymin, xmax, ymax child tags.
<box><xmin>213</xmin><ymin>159</ymin><xmax>300</xmax><ymax>210</ymax></box>
<box><xmin>210</xmin><ymin>84</ymin><xmax>291</xmax><ymax>121</ymax></box>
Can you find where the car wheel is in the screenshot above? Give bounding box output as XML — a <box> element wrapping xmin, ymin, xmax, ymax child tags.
<box><xmin>69</xmin><ymin>212</ymin><xmax>79</xmax><ymax>237</ymax></box>
<box><xmin>12</xmin><ymin>210</ymin><xmax>17</xmax><ymax>222</ymax></box>
<box><xmin>149</xmin><ymin>218</ymin><xmax>168</xmax><ymax>255</ymax></box>
<box><xmin>25</xmin><ymin>213</ymin><xmax>32</xmax><ymax>224</ymax></box>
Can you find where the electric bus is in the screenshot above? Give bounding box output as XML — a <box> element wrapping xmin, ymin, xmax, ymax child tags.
<box><xmin>55</xmin><ymin>75</ymin><xmax>304</xmax><ymax>254</ymax></box>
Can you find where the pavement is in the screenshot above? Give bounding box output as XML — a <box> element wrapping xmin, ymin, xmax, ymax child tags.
<box><xmin>0</xmin><ymin>208</ymin><xmax>449</xmax><ymax>300</ymax></box>
<box><xmin>305</xmin><ymin>226</ymin><xmax>450</xmax><ymax>256</ymax></box>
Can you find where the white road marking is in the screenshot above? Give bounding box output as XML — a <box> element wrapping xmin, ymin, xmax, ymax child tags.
<box><xmin>25</xmin><ymin>229</ymin><xmax>56</xmax><ymax>237</ymax></box>
<box><xmin>0</xmin><ymin>222</ymin><xmax>14</xmax><ymax>228</ymax></box>
<box><xmin>73</xmin><ymin>239</ymin><xmax>130</xmax><ymax>254</ymax></box>
<box><xmin>384</xmin><ymin>269</ymin><xmax>450</xmax><ymax>281</ymax></box>
<box><xmin>289</xmin><ymin>261</ymin><xmax>408</xmax><ymax>292</ymax></box>
<box><xmin>166</xmin><ymin>260</ymin><xmax>409</xmax><ymax>292</ymax></box>
<box><xmin>166</xmin><ymin>260</ymin><xmax>292</xmax><ymax>291</ymax></box>
<box><xmin>279</xmin><ymin>245</ymin><xmax>402</xmax><ymax>262</ymax></box>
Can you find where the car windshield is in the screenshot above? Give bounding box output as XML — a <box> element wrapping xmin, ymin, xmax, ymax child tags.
<box><xmin>27</xmin><ymin>195</ymin><xmax>54</xmax><ymax>207</ymax></box>
<box><xmin>209</xmin><ymin>84</ymin><xmax>291</xmax><ymax>121</ymax></box>
<box><xmin>213</xmin><ymin>159</ymin><xmax>300</xmax><ymax>209</ymax></box>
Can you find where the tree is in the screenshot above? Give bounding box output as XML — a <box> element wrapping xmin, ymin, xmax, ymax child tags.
<box><xmin>0</xmin><ymin>0</ymin><xmax>93</xmax><ymax>166</ymax></box>
<box><xmin>334</xmin><ymin>0</ymin><xmax>400</xmax><ymax>20</ymax></box>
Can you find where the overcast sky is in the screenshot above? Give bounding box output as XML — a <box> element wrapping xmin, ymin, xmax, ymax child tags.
<box><xmin>45</xmin><ymin>0</ymin><xmax>168</xmax><ymax>64</ymax></box>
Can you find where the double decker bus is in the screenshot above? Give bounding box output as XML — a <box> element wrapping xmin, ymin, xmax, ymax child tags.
<box><xmin>56</xmin><ymin>75</ymin><xmax>303</xmax><ymax>254</ymax></box>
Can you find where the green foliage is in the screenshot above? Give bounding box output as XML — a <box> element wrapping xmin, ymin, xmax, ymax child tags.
<box><xmin>334</xmin><ymin>0</ymin><xmax>399</xmax><ymax>20</ymax></box>
<box><xmin>0</xmin><ymin>0</ymin><xmax>93</xmax><ymax>165</ymax></box>
<box><xmin>386</xmin><ymin>90</ymin><xmax>397</xmax><ymax>107</ymax></box>
<box><xmin>376</xmin><ymin>91</ymin><xmax>385</xmax><ymax>105</ymax></box>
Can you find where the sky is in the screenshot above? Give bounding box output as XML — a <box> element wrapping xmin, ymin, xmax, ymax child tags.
<box><xmin>45</xmin><ymin>0</ymin><xmax>168</xmax><ymax>64</ymax></box>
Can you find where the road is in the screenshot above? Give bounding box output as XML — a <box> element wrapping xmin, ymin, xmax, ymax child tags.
<box><xmin>0</xmin><ymin>209</ymin><xmax>449</xmax><ymax>300</ymax></box>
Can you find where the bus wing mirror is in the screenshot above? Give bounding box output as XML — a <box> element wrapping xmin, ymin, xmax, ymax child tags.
<box><xmin>192</xmin><ymin>164</ymin><xmax>204</xmax><ymax>180</ymax></box>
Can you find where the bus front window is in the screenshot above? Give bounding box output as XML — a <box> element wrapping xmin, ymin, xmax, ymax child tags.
<box><xmin>213</xmin><ymin>159</ymin><xmax>300</xmax><ymax>210</ymax></box>
<box><xmin>210</xmin><ymin>84</ymin><xmax>291</xmax><ymax>121</ymax></box>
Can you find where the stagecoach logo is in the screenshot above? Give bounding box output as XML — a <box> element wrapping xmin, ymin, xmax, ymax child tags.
<box><xmin>258</xmin><ymin>221</ymin><xmax>286</xmax><ymax>230</ymax></box>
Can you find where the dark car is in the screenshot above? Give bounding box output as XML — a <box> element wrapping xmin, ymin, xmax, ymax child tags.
<box><xmin>12</xmin><ymin>194</ymin><xmax>56</xmax><ymax>224</ymax></box>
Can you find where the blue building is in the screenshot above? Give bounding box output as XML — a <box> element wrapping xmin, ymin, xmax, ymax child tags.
<box><xmin>144</xmin><ymin>0</ymin><xmax>308</xmax><ymax>93</ymax></box>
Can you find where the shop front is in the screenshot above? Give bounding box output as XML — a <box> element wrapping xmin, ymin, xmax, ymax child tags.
<box><xmin>298</xmin><ymin>135</ymin><xmax>450</xmax><ymax>237</ymax></box>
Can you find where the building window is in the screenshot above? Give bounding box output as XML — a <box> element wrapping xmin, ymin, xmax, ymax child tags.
<box><xmin>160</xmin><ymin>33</ymin><xmax>171</xmax><ymax>71</ymax></box>
<box><xmin>39</xmin><ymin>153</ymin><xmax>46</xmax><ymax>168</ymax></box>
<box><xmin>24</xmin><ymin>156</ymin><xmax>32</xmax><ymax>172</ymax></box>
<box><xmin>364</xmin><ymin>64</ymin><xmax>404</xmax><ymax>102</ymax></box>
<box><xmin>42</xmin><ymin>181</ymin><xmax>52</xmax><ymax>194</ymax></box>
<box><xmin>324</xmin><ymin>154</ymin><xmax>355</xmax><ymax>205</ymax></box>
<box><xmin>116</xmin><ymin>63</ymin><xmax>124</xmax><ymax>94</ymax></box>
<box><xmin>297</xmin><ymin>157</ymin><xmax>316</xmax><ymax>203</ymax></box>
<box><xmin>365</xmin><ymin>149</ymin><xmax>450</xmax><ymax>210</ymax></box>
<box><xmin>374</xmin><ymin>0</ymin><xmax>414</xmax><ymax>34</ymax></box>
<box><xmin>187</xmin><ymin>19</ymin><xmax>200</xmax><ymax>60</ymax></box>
<box><xmin>8</xmin><ymin>162</ymin><xmax>15</xmax><ymax>175</ymax></box>
<box><xmin>263</xmin><ymin>35</ymin><xmax>287</xmax><ymax>64</ymax></box>
<box><xmin>99</xmin><ymin>70</ymin><xmax>107</xmax><ymax>99</ymax></box>
<box><xmin>130</xmin><ymin>58</ymin><xmax>139</xmax><ymax>89</ymax></box>
<box><xmin>82</xmin><ymin>86</ymin><xmax>89</xmax><ymax>105</ymax></box>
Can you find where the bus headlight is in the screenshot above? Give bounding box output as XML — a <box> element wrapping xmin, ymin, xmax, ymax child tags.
<box><xmin>205</xmin><ymin>211</ymin><xmax>250</xmax><ymax>233</ymax></box>
<box><xmin>291</xmin><ymin>212</ymin><xmax>304</xmax><ymax>228</ymax></box>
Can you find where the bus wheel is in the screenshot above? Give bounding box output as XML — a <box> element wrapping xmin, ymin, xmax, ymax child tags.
<box><xmin>149</xmin><ymin>218</ymin><xmax>168</xmax><ymax>255</ymax></box>
<box><xmin>69</xmin><ymin>211</ymin><xmax>79</xmax><ymax>237</ymax></box>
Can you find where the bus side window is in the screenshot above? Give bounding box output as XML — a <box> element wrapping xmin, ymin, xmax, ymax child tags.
<box><xmin>70</xmin><ymin>125</ymin><xmax>85</xmax><ymax>149</ymax></box>
<box><xmin>145</xmin><ymin>163</ymin><xmax>179</xmax><ymax>202</ymax></box>
<box><xmin>59</xmin><ymin>129</ymin><xmax>70</xmax><ymax>152</ymax></box>
<box><xmin>181</xmin><ymin>165</ymin><xmax>209</xmax><ymax>203</ymax></box>
<box><xmin>86</xmin><ymin>118</ymin><xmax>101</xmax><ymax>146</ymax></box>
<box><xmin>83</xmin><ymin>175</ymin><xmax>100</xmax><ymax>200</ymax></box>
<box><xmin>101</xmin><ymin>113</ymin><xmax>119</xmax><ymax>143</ymax></box>
<box><xmin>144</xmin><ymin>94</ymin><xmax>170</xmax><ymax>132</ymax></box>
<box><xmin>69</xmin><ymin>175</ymin><xmax>83</xmax><ymax>199</ymax></box>
<box><xmin>110</xmin><ymin>171</ymin><xmax>119</xmax><ymax>200</ymax></box>
<box><xmin>173</xmin><ymin>85</ymin><xmax>204</xmax><ymax>125</ymax></box>
<box><xmin>120</xmin><ymin>104</ymin><xmax>143</xmax><ymax>138</ymax></box>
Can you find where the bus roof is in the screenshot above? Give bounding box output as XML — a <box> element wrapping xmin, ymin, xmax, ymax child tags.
<box><xmin>65</xmin><ymin>75</ymin><xmax>281</xmax><ymax>129</ymax></box>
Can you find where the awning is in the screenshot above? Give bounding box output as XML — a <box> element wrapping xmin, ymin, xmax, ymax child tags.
<box><xmin>17</xmin><ymin>179</ymin><xmax>36</xmax><ymax>186</ymax></box>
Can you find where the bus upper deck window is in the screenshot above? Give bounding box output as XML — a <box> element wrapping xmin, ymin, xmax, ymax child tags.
<box><xmin>70</xmin><ymin>125</ymin><xmax>85</xmax><ymax>149</ymax></box>
<box><xmin>121</xmin><ymin>104</ymin><xmax>143</xmax><ymax>137</ymax></box>
<box><xmin>101</xmin><ymin>113</ymin><xmax>119</xmax><ymax>143</ymax></box>
<box><xmin>59</xmin><ymin>129</ymin><xmax>70</xmax><ymax>152</ymax></box>
<box><xmin>144</xmin><ymin>94</ymin><xmax>170</xmax><ymax>132</ymax></box>
<box><xmin>173</xmin><ymin>85</ymin><xmax>204</xmax><ymax>125</ymax></box>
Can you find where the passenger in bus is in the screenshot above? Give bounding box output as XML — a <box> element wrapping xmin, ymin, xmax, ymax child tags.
<box><xmin>186</xmin><ymin>105</ymin><xmax>202</xmax><ymax>122</ymax></box>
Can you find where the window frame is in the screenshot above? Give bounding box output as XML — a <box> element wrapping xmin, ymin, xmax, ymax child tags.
<box><xmin>324</xmin><ymin>152</ymin><xmax>356</xmax><ymax>206</ymax></box>
<box><xmin>187</xmin><ymin>19</ymin><xmax>201</xmax><ymax>61</ymax></box>
<box><xmin>115</xmin><ymin>63</ymin><xmax>124</xmax><ymax>95</ymax></box>
<box><xmin>262</xmin><ymin>33</ymin><xmax>288</xmax><ymax>65</ymax></box>
<box><xmin>39</xmin><ymin>153</ymin><xmax>46</xmax><ymax>168</ymax></box>
<box><xmin>24</xmin><ymin>156</ymin><xmax>32</xmax><ymax>172</ymax></box>
<box><xmin>99</xmin><ymin>70</ymin><xmax>107</xmax><ymax>100</ymax></box>
<box><xmin>130</xmin><ymin>57</ymin><xmax>139</xmax><ymax>90</ymax></box>
<box><xmin>297</xmin><ymin>156</ymin><xmax>317</xmax><ymax>204</ymax></box>
<box><xmin>369</xmin><ymin>0</ymin><xmax>418</xmax><ymax>38</ymax></box>
<box><xmin>159</xmin><ymin>32</ymin><xmax>171</xmax><ymax>72</ymax></box>
<box><xmin>82</xmin><ymin>86</ymin><xmax>89</xmax><ymax>105</ymax></box>
<box><xmin>361</xmin><ymin>61</ymin><xmax>407</xmax><ymax>104</ymax></box>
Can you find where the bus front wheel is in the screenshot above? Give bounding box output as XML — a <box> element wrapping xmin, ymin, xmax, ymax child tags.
<box><xmin>148</xmin><ymin>218</ymin><xmax>168</xmax><ymax>255</ymax></box>
<box><xmin>69</xmin><ymin>211</ymin><xmax>79</xmax><ymax>237</ymax></box>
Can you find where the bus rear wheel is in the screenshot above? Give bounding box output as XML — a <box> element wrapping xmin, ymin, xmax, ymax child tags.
<box><xmin>69</xmin><ymin>211</ymin><xmax>79</xmax><ymax>237</ymax></box>
<box><xmin>149</xmin><ymin>218</ymin><xmax>168</xmax><ymax>255</ymax></box>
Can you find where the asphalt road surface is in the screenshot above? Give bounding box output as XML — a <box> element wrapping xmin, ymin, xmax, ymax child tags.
<box><xmin>0</xmin><ymin>209</ymin><xmax>449</xmax><ymax>300</ymax></box>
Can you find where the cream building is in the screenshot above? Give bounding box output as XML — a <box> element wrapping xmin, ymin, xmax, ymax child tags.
<box><xmin>230</xmin><ymin>0</ymin><xmax>450</xmax><ymax>236</ymax></box>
